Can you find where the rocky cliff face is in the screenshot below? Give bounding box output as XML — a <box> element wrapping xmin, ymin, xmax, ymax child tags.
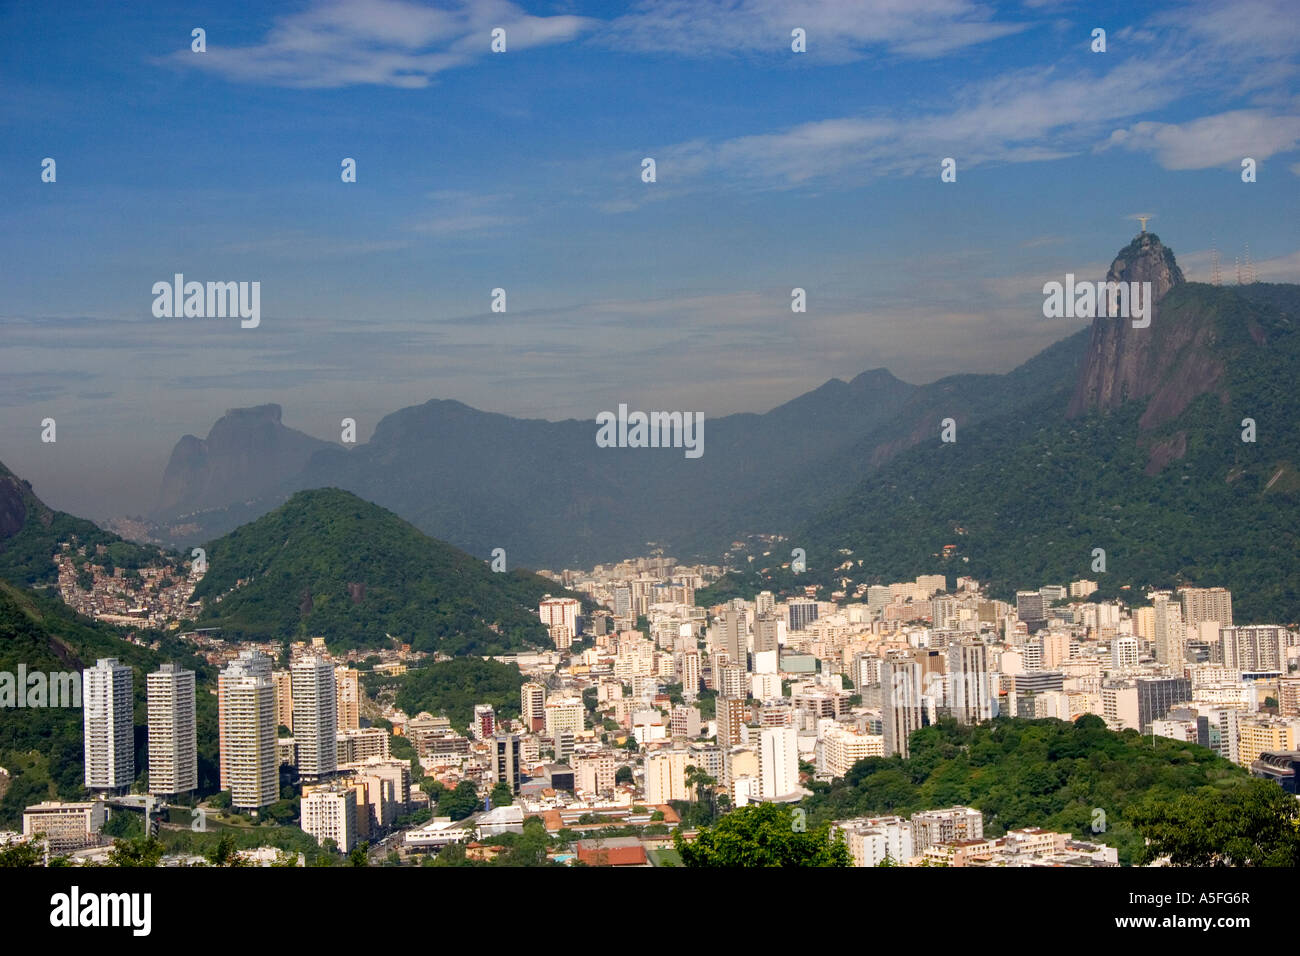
<box><xmin>0</xmin><ymin>464</ymin><xmax>32</xmax><ymax>542</ymax></box>
<box><xmin>1066</xmin><ymin>233</ymin><xmax>1197</xmax><ymax>423</ymax></box>
<box><xmin>155</xmin><ymin>404</ymin><xmax>335</xmax><ymax>516</ymax></box>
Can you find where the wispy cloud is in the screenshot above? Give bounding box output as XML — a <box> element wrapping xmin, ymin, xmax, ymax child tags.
<box><xmin>603</xmin><ymin>0</ymin><xmax>1028</xmax><ymax>60</ymax></box>
<box><xmin>162</xmin><ymin>0</ymin><xmax>592</xmax><ymax>88</ymax></box>
<box><xmin>1101</xmin><ymin>109</ymin><xmax>1300</xmax><ymax>169</ymax></box>
<box><xmin>409</xmin><ymin>190</ymin><xmax>521</xmax><ymax>236</ymax></box>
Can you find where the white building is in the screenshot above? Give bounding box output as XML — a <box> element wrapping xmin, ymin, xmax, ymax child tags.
<box><xmin>292</xmin><ymin>656</ymin><xmax>338</xmax><ymax>780</ymax></box>
<box><xmin>83</xmin><ymin>659</ymin><xmax>133</xmax><ymax>791</ymax></box>
<box><xmin>220</xmin><ymin>657</ymin><xmax>278</xmax><ymax>810</ymax></box>
<box><xmin>818</xmin><ymin>725</ymin><xmax>885</xmax><ymax>779</ymax></box>
<box><xmin>301</xmin><ymin>785</ymin><xmax>357</xmax><ymax>852</ymax></box>
<box><xmin>23</xmin><ymin>800</ymin><xmax>107</xmax><ymax>852</ymax></box>
<box><xmin>759</xmin><ymin>726</ymin><xmax>799</xmax><ymax>799</ymax></box>
<box><xmin>544</xmin><ymin>696</ymin><xmax>585</xmax><ymax>737</ymax></box>
<box><xmin>835</xmin><ymin>815</ymin><xmax>913</xmax><ymax>867</ymax></box>
<box><xmin>147</xmin><ymin>663</ymin><xmax>197</xmax><ymax>796</ymax></box>
<box><xmin>539</xmin><ymin>596</ymin><xmax>580</xmax><ymax>635</ymax></box>
<box><xmin>644</xmin><ymin>749</ymin><xmax>689</xmax><ymax>805</ymax></box>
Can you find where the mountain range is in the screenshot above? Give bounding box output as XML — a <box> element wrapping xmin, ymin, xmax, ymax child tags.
<box><xmin>134</xmin><ymin>313</ymin><xmax>1093</xmax><ymax>569</ymax></box>
<box><xmin>10</xmin><ymin>231</ymin><xmax>1297</xmax><ymax>622</ymax></box>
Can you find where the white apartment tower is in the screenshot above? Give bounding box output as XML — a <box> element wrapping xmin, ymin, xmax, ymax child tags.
<box><xmin>292</xmin><ymin>656</ymin><xmax>338</xmax><ymax>780</ymax></box>
<box><xmin>219</xmin><ymin>650</ymin><xmax>273</xmax><ymax>790</ymax></box>
<box><xmin>1152</xmin><ymin>592</ymin><xmax>1184</xmax><ymax>667</ymax></box>
<box><xmin>147</xmin><ymin>663</ymin><xmax>197</xmax><ymax>796</ymax></box>
<box><xmin>946</xmin><ymin>641</ymin><xmax>995</xmax><ymax>724</ymax></box>
<box><xmin>759</xmin><ymin>725</ymin><xmax>800</xmax><ymax>799</ymax></box>
<box><xmin>882</xmin><ymin>657</ymin><xmax>924</xmax><ymax>758</ymax></box>
<box><xmin>220</xmin><ymin>655</ymin><xmax>278</xmax><ymax>810</ymax></box>
<box><xmin>83</xmin><ymin>658</ymin><xmax>134</xmax><ymax>791</ymax></box>
<box><xmin>520</xmin><ymin>681</ymin><xmax>546</xmax><ymax>732</ymax></box>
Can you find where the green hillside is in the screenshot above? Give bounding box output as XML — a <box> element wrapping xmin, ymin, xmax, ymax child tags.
<box><xmin>191</xmin><ymin>488</ymin><xmax>565</xmax><ymax>653</ymax></box>
<box><xmin>802</xmin><ymin>716</ymin><xmax>1261</xmax><ymax>865</ymax></box>
<box><xmin>0</xmin><ymin>461</ymin><xmax>168</xmax><ymax>587</ymax></box>
<box><xmin>0</xmin><ymin>580</ymin><xmax>217</xmax><ymax>826</ymax></box>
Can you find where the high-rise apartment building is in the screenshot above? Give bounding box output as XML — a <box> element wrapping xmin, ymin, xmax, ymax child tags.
<box><xmin>946</xmin><ymin>641</ymin><xmax>995</xmax><ymax>724</ymax></box>
<box><xmin>753</xmin><ymin>614</ymin><xmax>779</xmax><ymax>655</ymax></box>
<box><xmin>1221</xmin><ymin>626</ymin><xmax>1291</xmax><ymax>672</ymax></box>
<box><xmin>574</xmin><ymin>752</ymin><xmax>616</xmax><ymax>795</ymax></box>
<box><xmin>544</xmin><ymin>696</ymin><xmax>584</xmax><ymax>737</ymax></box>
<box><xmin>1152</xmin><ymin>592</ymin><xmax>1184</xmax><ymax>667</ymax></box>
<box><xmin>719</xmin><ymin>664</ymin><xmax>748</xmax><ymax>700</ymax></box>
<box><xmin>539</xmin><ymin>596</ymin><xmax>581</xmax><ymax>634</ymax></box>
<box><xmin>759</xmin><ymin>725</ymin><xmax>799</xmax><ymax>799</ymax></box>
<box><xmin>1179</xmin><ymin>587</ymin><xmax>1233</xmax><ymax>629</ymax></box>
<box><xmin>882</xmin><ymin>657</ymin><xmax>924</xmax><ymax>758</ymax></box>
<box><xmin>147</xmin><ymin>663</ymin><xmax>197</xmax><ymax>796</ymax></box>
<box><xmin>271</xmin><ymin>670</ymin><xmax>293</xmax><ymax>733</ymax></box>
<box><xmin>910</xmin><ymin>806</ymin><xmax>984</xmax><ymax>855</ymax></box>
<box><xmin>83</xmin><ymin>658</ymin><xmax>134</xmax><ymax>791</ymax></box>
<box><xmin>220</xmin><ymin>655</ymin><xmax>278</xmax><ymax>810</ymax></box>
<box><xmin>1111</xmin><ymin>635</ymin><xmax>1140</xmax><ymax>669</ymax></box>
<box><xmin>714</xmin><ymin>609</ymin><xmax>746</xmax><ymax>668</ymax></box>
<box><xmin>292</xmin><ymin>656</ymin><xmax>338</xmax><ymax>781</ymax></box>
<box><xmin>716</xmin><ymin>695</ymin><xmax>747</xmax><ymax>749</ymax></box>
<box><xmin>494</xmin><ymin>734</ymin><xmax>522</xmax><ymax>793</ymax></box>
<box><xmin>220</xmin><ymin>650</ymin><xmax>272</xmax><ymax>790</ymax></box>
<box><xmin>335</xmin><ymin>668</ymin><xmax>361</xmax><ymax>732</ymax></box>
<box><xmin>520</xmin><ymin>681</ymin><xmax>546</xmax><ymax>732</ymax></box>
<box><xmin>680</xmin><ymin>650</ymin><xmax>701</xmax><ymax>699</ymax></box>
<box><xmin>473</xmin><ymin>704</ymin><xmax>496</xmax><ymax>740</ymax></box>
<box><xmin>818</xmin><ymin>725</ymin><xmax>885</xmax><ymax>779</ymax></box>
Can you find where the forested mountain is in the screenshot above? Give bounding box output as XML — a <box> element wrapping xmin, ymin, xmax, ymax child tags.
<box><xmin>190</xmin><ymin>488</ymin><xmax>567</xmax><ymax>653</ymax></box>
<box><xmin>713</xmin><ymin>238</ymin><xmax>1300</xmax><ymax>624</ymax></box>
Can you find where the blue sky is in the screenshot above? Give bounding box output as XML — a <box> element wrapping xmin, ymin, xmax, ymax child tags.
<box><xmin>1</xmin><ymin>0</ymin><xmax>1298</xmax><ymax>517</ymax></box>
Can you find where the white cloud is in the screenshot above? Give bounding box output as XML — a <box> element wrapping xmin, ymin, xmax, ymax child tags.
<box><xmin>597</xmin><ymin>57</ymin><xmax>1186</xmax><ymax>202</ymax></box>
<box><xmin>165</xmin><ymin>0</ymin><xmax>592</xmax><ymax>88</ymax></box>
<box><xmin>603</xmin><ymin>0</ymin><xmax>1027</xmax><ymax>61</ymax></box>
<box><xmin>1101</xmin><ymin>109</ymin><xmax>1300</xmax><ymax>169</ymax></box>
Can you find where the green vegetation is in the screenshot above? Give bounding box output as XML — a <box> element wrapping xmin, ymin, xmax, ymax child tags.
<box><xmin>1127</xmin><ymin>777</ymin><xmax>1300</xmax><ymax>865</ymax></box>
<box><xmin>802</xmin><ymin>715</ymin><xmax>1251</xmax><ymax>865</ymax></box>
<box><xmin>392</xmin><ymin>656</ymin><xmax>523</xmax><ymax>730</ymax></box>
<box><xmin>0</xmin><ymin>580</ymin><xmax>219</xmax><ymax>826</ymax></box>
<box><xmin>191</xmin><ymin>488</ymin><xmax>564</xmax><ymax>653</ymax></box>
<box><xmin>0</xmin><ymin>463</ymin><xmax>169</xmax><ymax>587</ymax></box>
<box><xmin>676</xmin><ymin>802</ymin><xmax>851</xmax><ymax>867</ymax></box>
